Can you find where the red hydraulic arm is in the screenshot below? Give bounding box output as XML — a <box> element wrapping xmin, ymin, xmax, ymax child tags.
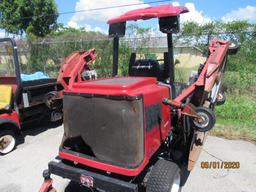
<box><xmin>164</xmin><ymin>39</ymin><xmax>231</xmax><ymax>115</ymax></box>
<box><xmin>57</xmin><ymin>49</ymin><xmax>97</xmax><ymax>90</ymax></box>
<box><xmin>38</xmin><ymin>170</ymin><xmax>56</xmax><ymax>192</ymax></box>
<box><xmin>163</xmin><ymin>39</ymin><xmax>232</xmax><ymax>171</ymax></box>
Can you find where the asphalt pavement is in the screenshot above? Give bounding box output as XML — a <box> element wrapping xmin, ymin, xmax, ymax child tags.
<box><xmin>0</xmin><ymin>125</ymin><xmax>255</xmax><ymax>192</ymax></box>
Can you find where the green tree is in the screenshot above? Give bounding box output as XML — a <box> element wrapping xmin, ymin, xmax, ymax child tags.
<box><xmin>0</xmin><ymin>0</ymin><xmax>58</xmax><ymax>37</ymax></box>
<box><xmin>182</xmin><ymin>20</ymin><xmax>256</xmax><ymax>91</ymax></box>
<box><xmin>0</xmin><ymin>0</ymin><xmax>21</xmax><ymax>34</ymax></box>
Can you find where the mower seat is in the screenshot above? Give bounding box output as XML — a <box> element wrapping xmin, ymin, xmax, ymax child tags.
<box><xmin>129</xmin><ymin>59</ymin><xmax>161</xmax><ymax>80</ymax></box>
<box><xmin>0</xmin><ymin>85</ymin><xmax>12</xmax><ymax>109</ymax></box>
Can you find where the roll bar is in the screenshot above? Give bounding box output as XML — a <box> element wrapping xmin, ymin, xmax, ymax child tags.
<box><xmin>107</xmin><ymin>4</ymin><xmax>189</xmax><ymax>95</ymax></box>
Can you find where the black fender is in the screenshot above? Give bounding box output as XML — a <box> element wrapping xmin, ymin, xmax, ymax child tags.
<box><xmin>0</xmin><ymin>118</ymin><xmax>21</xmax><ymax>135</ymax></box>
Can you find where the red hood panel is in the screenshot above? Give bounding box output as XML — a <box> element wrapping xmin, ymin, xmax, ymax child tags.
<box><xmin>65</xmin><ymin>77</ymin><xmax>157</xmax><ymax>96</ymax></box>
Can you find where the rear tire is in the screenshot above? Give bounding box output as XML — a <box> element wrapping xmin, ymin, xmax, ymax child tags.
<box><xmin>0</xmin><ymin>130</ymin><xmax>17</xmax><ymax>155</ymax></box>
<box><xmin>147</xmin><ymin>159</ymin><xmax>182</xmax><ymax>192</ymax></box>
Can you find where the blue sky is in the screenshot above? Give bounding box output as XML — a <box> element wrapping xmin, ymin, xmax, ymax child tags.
<box><xmin>56</xmin><ymin>0</ymin><xmax>256</xmax><ymax>24</ymax></box>
<box><xmin>55</xmin><ymin>0</ymin><xmax>256</xmax><ymax>32</ymax></box>
<box><xmin>0</xmin><ymin>0</ymin><xmax>255</xmax><ymax>37</ymax></box>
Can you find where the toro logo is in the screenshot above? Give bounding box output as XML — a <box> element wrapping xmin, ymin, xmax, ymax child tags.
<box><xmin>80</xmin><ymin>175</ymin><xmax>94</xmax><ymax>188</ymax></box>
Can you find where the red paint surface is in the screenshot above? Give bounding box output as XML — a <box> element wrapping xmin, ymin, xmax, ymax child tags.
<box><xmin>60</xmin><ymin>150</ymin><xmax>149</xmax><ymax>176</ymax></box>
<box><xmin>204</xmin><ymin>39</ymin><xmax>230</xmax><ymax>92</ymax></box>
<box><xmin>57</xmin><ymin>49</ymin><xmax>96</xmax><ymax>90</ymax></box>
<box><xmin>107</xmin><ymin>4</ymin><xmax>189</xmax><ymax>24</ymax></box>
<box><xmin>174</xmin><ymin>39</ymin><xmax>230</xmax><ymax>104</ymax></box>
<box><xmin>0</xmin><ymin>111</ymin><xmax>20</xmax><ymax>128</ymax></box>
<box><xmin>38</xmin><ymin>179</ymin><xmax>55</xmax><ymax>192</ymax></box>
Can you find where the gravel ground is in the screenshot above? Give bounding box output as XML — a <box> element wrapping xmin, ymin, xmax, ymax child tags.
<box><xmin>0</xmin><ymin>125</ymin><xmax>256</xmax><ymax>192</ymax></box>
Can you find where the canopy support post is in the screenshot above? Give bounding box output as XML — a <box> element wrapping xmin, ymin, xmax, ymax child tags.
<box><xmin>167</xmin><ymin>33</ymin><xmax>176</xmax><ymax>98</ymax></box>
<box><xmin>112</xmin><ymin>37</ymin><xmax>119</xmax><ymax>76</ymax></box>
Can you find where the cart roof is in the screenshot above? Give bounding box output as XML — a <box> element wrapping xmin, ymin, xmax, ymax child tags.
<box><xmin>107</xmin><ymin>4</ymin><xmax>189</xmax><ymax>24</ymax></box>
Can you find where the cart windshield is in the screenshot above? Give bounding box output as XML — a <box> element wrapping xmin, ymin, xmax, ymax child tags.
<box><xmin>0</xmin><ymin>41</ymin><xmax>16</xmax><ymax>77</ymax></box>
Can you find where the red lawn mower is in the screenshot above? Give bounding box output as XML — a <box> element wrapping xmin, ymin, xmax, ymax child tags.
<box><xmin>39</xmin><ymin>4</ymin><xmax>238</xmax><ymax>192</ymax></box>
<box><xmin>0</xmin><ymin>38</ymin><xmax>96</xmax><ymax>155</ymax></box>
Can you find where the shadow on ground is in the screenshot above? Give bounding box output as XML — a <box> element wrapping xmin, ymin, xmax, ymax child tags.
<box><xmin>64</xmin><ymin>181</ymin><xmax>93</xmax><ymax>192</ymax></box>
<box><xmin>17</xmin><ymin>121</ymin><xmax>63</xmax><ymax>145</ymax></box>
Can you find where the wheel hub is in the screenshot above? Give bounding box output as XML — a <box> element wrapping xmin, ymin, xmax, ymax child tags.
<box><xmin>194</xmin><ymin>112</ymin><xmax>210</xmax><ymax>128</ymax></box>
<box><xmin>217</xmin><ymin>93</ymin><xmax>223</xmax><ymax>100</ymax></box>
<box><xmin>0</xmin><ymin>135</ymin><xmax>15</xmax><ymax>154</ymax></box>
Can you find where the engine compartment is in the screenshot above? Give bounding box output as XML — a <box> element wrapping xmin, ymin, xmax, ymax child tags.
<box><xmin>60</xmin><ymin>77</ymin><xmax>171</xmax><ymax>173</ymax></box>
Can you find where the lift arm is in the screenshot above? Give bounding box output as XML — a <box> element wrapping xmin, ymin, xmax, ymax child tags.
<box><xmin>57</xmin><ymin>49</ymin><xmax>97</xmax><ymax>90</ymax></box>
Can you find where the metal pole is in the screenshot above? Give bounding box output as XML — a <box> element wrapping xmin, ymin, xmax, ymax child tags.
<box><xmin>167</xmin><ymin>33</ymin><xmax>176</xmax><ymax>98</ymax></box>
<box><xmin>112</xmin><ymin>37</ymin><xmax>119</xmax><ymax>76</ymax></box>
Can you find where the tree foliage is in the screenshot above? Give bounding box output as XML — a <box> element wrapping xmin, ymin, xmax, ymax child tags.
<box><xmin>0</xmin><ymin>0</ymin><xmax>21</xmax><ymax>33</ymax></box>
<box><xmin>48</xmin><ymin>24</ymin><xmax>107</xmax><ymax>40</ymax></box>
<box><xmin>0</xmin><ymin>0</ymin><xmax>58</xmax><ymax>37</ymax></box>
<box><xmin>182</xmin><ymin>20</ymin><xmax>255</xmax><ymax>43</ymax></box>
<box><xmin>182</xmin><ymin>20</ymin><xmax>256</xmax><ymax>92</ymax></box>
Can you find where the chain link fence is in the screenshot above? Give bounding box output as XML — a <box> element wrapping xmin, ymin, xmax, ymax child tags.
<box><xmin>12</xmin><ymin>32</ymin><xmax>256</xmax><ymax>94</ymax></box>
<box><xmin>16</xmin><ymin>35</ymin><xmax>207</xmax><ymax>80</ymax></box>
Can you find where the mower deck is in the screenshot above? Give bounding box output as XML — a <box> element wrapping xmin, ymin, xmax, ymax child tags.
<box><xmin>47</xmin><ymin>157</ymin><xmax>138</xmax><ymax>192</ymax></box>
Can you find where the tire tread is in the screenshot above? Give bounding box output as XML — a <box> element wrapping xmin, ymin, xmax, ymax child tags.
<box><xmin>147</xmin><ymin>159</ymin><xmax>181</xmax><ymax>192</ymax></box>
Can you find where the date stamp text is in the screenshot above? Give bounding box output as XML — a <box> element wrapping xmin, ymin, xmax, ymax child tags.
<box><xmin>201</xmin><ymin>161</ymin><xmax>240</xmax><ymax>169</ymax></box>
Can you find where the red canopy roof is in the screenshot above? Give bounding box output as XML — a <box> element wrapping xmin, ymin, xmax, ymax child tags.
<box><xmin>107</xmin><ymin>4</ymin><xmax>189</xmax><ymax>24</ymax></box>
